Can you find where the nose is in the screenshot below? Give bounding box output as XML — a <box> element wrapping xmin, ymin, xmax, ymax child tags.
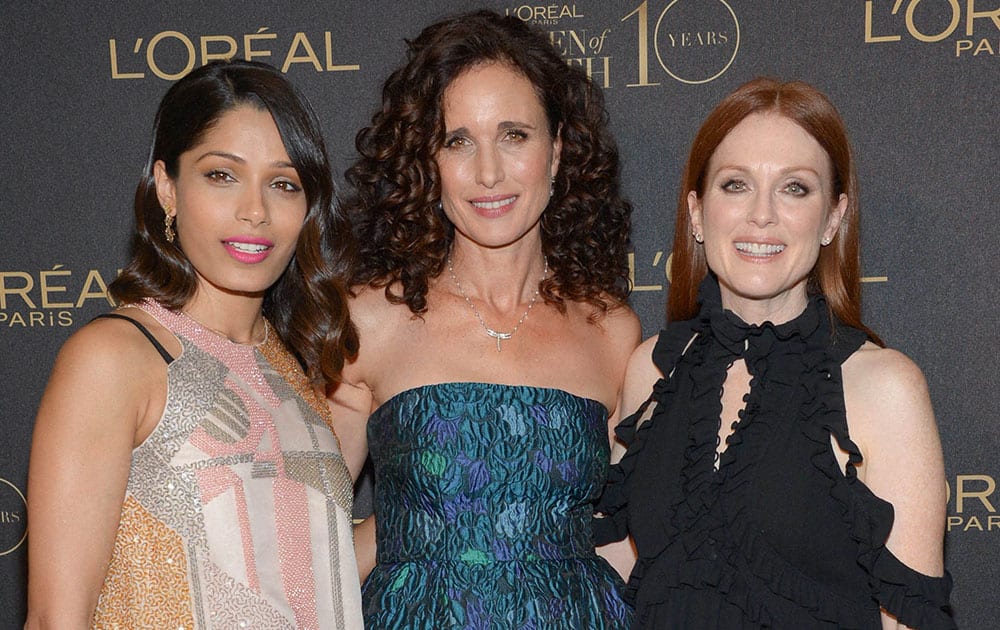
<box><xmin>236</xmin><ymin>187</ymin><xmax>270</xmax><ymax>226</ymax></box>
<box><xmin>475</xmin><ymin>145</ymin><xmax>504</xmax><ymax>188</ymax></box>
<box><xmin>747</xmin><ymin>191</ymin><xmax>777</xmax><ymax>228</ymax></box>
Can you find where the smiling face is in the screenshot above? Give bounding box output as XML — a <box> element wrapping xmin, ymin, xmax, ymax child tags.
<box><xmin>435</xmin><ymin>62</ymin><xmax>561</xmax><ymax>252</ymax></box>
<box><xmin>689</xmin><ymin>112</ymin><xmax>847</xmax><ymax>324</ymax></box>
<box><xmin>154</xmin><ymin>105</ymin><xmax>307</xmax><ymax>302</ymax></box>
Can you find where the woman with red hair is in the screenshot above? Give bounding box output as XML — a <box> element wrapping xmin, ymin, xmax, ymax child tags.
<box><xmin>596</xmin><ymin>78</ymin><xmax>954</xmax><ymax>629</ymax></box>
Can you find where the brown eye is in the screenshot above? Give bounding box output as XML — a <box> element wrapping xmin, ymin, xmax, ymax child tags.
<box><xmin>272</xmin><ymin>179</ymin><xmax>302</xmax><ymax>193</ymax></box>
<box><xmin>205</xmin><ymin>170</ymin><xmax>235</xmax><ymax>183</ymax></box>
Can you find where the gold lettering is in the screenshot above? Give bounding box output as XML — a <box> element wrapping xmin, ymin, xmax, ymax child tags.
<box><xmin>973</xmin><ymin>37</ymin><xmax>996</xmax><ymax>54</ymax></box>
<box><xmin>956</xmin><ymin>474</ymin><xmax>996</xmax><ymax>513</ymax></box>
<box><xmin>568</xmin><ymin>56</ymin><xmax>611</xmax><ymax>89</ymax></box>
<box><xmin>963</xmin><ymin>515</ymin><xmax>984</xmax><ymax>531</ymax></box>
<box><xmin>75</xmin><ymin>270</ymin><xmax>115</xmax><ymax>308</ymax></box>
<box><xmin>201</xmin><ymin>35</ymin><xmax>238</xmax><ymax>64</ymax></box>
<box><xmin>623</xmin><ymin>1</ymin><xmax>660</xmax><ymax>87</ymax></box>
<box><xmin>589</xmin><ymin>29</ymin><xmax>611</xmax><ymax>55</ymax></box>
<box><xmin>966</xmin><ymin>0</ymin><xmax>1000</xmax><ymax>35</ymax></box>
<box><xmin>946</xmin><ymin>515</ymin><xmax>962</xmax><ymax>531</ymax></box>
<box><xmin>108</xmin><ymin>39</ymin><xmax>144</xmax><ymax>79</ymax></box>
<box><xmin>989</xmin><ymin>515</ymin><xmax>1000</xmax><ymax>530</ymax></box>
<box><xmin>324</xmin><ymin>32</ymin><xmax>360</xmax><ymax>71</ymax></box>
<box><xmin>244</xmin><ymin>27</ymin><xmax>277</xmax><ymax>62</ymax></box>
<box><xmin>0</xmin><ymin>272</ymin><xmax>36</xmax><ymax>309</ymax></box>
<box><xmin>906</xmin><ymin>0</ymin><xmax>961</xmax><ymax>42</ymax></box>
<box><xmin>567</xmin><ymin>30</ymin><xmax>588</xmax><ymax>56</ymax></box>
<box><xmin>865</xmin><ymin>1</ymin><xmax>903</xmax><ymax>42</ymax></box>
<box><xmin>629</xmin><ymin>251</ymin><xmax>664</xmax><ymax>292</ymax></box>
<box><xmin>550</xmin><ymin>31</ymin><xmax>570</xmax><ymax>55</ymax></box>
<box><xmin>282</xmin><ymin>32</ymin><xmax>322</xmax><ymax>72</ymax></box>
<box><xmin>39</xmin><ymin>265</ymin><xmax>73</xmax><ymax>308</ymax></box>
<box><xmin>147</xmin><ymin>31</ymin><xmax>196</xmax><ymax>80</ymax></box>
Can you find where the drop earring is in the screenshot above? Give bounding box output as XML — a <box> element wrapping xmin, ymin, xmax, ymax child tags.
<box><xmin>164</xmin><ymin>207</ymin><xmax>175</xmax><ymax>243</ymax></box>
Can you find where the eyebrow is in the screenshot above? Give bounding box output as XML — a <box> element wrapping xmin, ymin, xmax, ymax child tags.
<box><xmin>445</xmin><ymin>121</ymin><xmax>538</xmax><ymax>135</ymax></box>
<box><xmin>712</xmin><ymin>164</ymin><xmax>823</xmax><ymax>178</ymax></box>
<box><xmin>194</xmin><ymin>151</ymin><xmax>295</xmax><ymax>169</ymax></box>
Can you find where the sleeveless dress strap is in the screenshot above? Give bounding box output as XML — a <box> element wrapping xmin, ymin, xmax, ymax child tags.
<box><xmin>94</xmin><ymin>313</ymin><xmax>174</xmax><ymax>364</ymax></box>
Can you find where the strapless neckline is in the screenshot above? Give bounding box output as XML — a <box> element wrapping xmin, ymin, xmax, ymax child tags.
<box><xmin>372</xmin><ymin>381</ymin><xmax>609</xmax><ymax>416</ymax></box>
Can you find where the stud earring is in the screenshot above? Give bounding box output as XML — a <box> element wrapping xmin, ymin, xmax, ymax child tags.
<box><xmin>694</xmin><ymin>232</ymin><xmax>704</xmax><ymax>244</ymax></box>
<box><xmin>164</xmin><ymin>208</ymin><xmax>175</xmax><ymax>243</ymax></box>
<box><xmin>549</xmin><ymin>175</ymin><xmax>555</xmax><ymax>198</ymax></box>
<box><xmin>821</xmin><ymin>236</ymin><xmax>831</xmax><ymax>246</ymax></box>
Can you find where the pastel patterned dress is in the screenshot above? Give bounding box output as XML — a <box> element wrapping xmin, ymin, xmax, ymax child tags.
<box><xmin>91</xmin><ymin>300</ymin><xmax>363</xmax><ymax>629</ymax></box>
<box><xmin>362</xmin><ymin>382</ymin><xmax>632</xmax><ymax>629</ymax></box>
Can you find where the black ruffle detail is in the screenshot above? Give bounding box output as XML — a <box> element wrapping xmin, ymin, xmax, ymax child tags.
<box><xmin>596</xmin><ymin>274</ymin><xmax>955</xmax><ymax>628</ymax></box>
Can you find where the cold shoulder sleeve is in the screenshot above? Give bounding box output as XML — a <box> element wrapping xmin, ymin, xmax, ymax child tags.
<box><xmin>593</xmin><ymin>323</ymin><xmax>699</xmax><ymax>546</ymax></box>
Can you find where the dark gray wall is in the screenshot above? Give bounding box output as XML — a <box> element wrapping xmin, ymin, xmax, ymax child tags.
<box><xmin>2</xmin><ymin>1</ymin><xmax>996</xmax><ymax>626</ymax></box>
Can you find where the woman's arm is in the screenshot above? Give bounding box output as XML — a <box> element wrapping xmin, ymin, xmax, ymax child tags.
<box><xmin>596</xmin><ymin>334</ymin><xmax>660</xmax><ymax>580</ymax></box>
<box><xmin>843</xmin><ymin>345</ymin><xmax>948</xmax><ymax>630</ymax></box>
<box><xmin>25</xmin><ymin>319</ymin><xmax>162</xmax><ymax>629</ymax></box>
<box><xmin>328</xmin><ymin>375</ymin><xmax>377</xmax><ymax>582</ymax></box>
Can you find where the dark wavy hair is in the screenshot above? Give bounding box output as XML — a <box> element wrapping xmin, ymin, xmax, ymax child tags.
<box><xmin>109</xmin><ymin>59</ymin><xmax>358</xmax><ymax>385</ymax></box>
<box><xmin>669</xmin><ymin>77</ymin><xmax>882</xmax><ymax>344</ymax></box>
<box><xmin>345</xmin><ymin>9</ymin><xmax>631</xmax><ymax>316</ymax></box>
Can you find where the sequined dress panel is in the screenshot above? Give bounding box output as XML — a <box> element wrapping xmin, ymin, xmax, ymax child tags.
<box><xmin>362</xmin><ymin>382</ymin><xmax>633</xmax><ymax>629</ymax></box>
<box><xmin>91</xmin><ymin>300</ymin><xmax>363</xmax><ymax>629</ymax></box>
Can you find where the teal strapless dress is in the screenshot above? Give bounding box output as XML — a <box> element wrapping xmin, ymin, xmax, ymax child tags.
<box><xmin>362</xmin><ymin>382</ymin><xmax>632</xmax><ymax>629</ymax></box>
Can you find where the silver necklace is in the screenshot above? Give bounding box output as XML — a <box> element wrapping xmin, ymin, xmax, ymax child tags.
<box><xmin>447</xmin><ymin>256</ymin><xmax>548</xmax><ymax>353</ymax></box>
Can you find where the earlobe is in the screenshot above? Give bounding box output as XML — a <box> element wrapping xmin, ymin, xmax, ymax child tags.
<box><xmin>824</xmin><ymin>193</ymin><xmax>848</xmax><ymax>243</ymax></box>
<box><xmin>687</xmin><ymin>190</ymin><xmax>703</xmax><ymax>239</ymax></box>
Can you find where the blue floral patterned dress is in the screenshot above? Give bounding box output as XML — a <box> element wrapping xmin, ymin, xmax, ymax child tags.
<box><xmin>362</xmin><ymin>382</ymin><xmax>632</xmax><ymax>629</ymax></box>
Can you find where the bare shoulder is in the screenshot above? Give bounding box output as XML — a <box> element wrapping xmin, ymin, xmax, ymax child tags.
<box><xmin>842</xmin><ymin>346</ymin><xmax>946</xmax><ymax>577</ymax></box>
<box><xmin>619</xmin><ymin>334</ymin><xmax>664</xmax><ymax>417</ymax></box>
<box><xmin>600</xmin><ymin>301</ymin><xmax>643</xmax><ymax>352</ymax></box>
<box><xmin>842</xmin><ymin>342</ymin><xmax>933</xmax><ymax>433</ymax></box>
<box><xmin>347</xmin><ymin>284</ymin><xmax>414</xmax><ymax>344</ymax></box>
<box><xmin>34</xmin><ymin>309</ymin><xmax>173</xmax><ymax>450</ymax></box>
<box><xmin>56</xmin><ymin>310</ymin><xmax>174</xmax><ymax>378</ymax></box>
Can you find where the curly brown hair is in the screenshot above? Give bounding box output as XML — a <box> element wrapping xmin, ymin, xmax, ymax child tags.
<box><xmin>109</xmin><ymin>60</ymin><xmax>358</xmax><ymax>386</ymax></box>
<box><xmin>345</xmin><ymin>10</ymin><xmax>631</xmax><ymax>316</ymax></box>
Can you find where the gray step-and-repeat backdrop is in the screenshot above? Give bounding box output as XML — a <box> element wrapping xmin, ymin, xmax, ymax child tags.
<box><xmin>2</xmin><ymin>1</ymin><xmax>996</xmax><ymax>626</ymax></box>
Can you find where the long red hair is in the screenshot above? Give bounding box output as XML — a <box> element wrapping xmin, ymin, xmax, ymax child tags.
<box><xmin>669</xmin><ymin>77</ymin><xmax>881</xmax><ymax>344</ymax></box>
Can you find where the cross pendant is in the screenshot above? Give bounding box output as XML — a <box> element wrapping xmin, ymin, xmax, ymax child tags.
<box><xmin>485</xmin><ymin>328</ymin><xmax>513</xmax><ymax>353</ymax></box>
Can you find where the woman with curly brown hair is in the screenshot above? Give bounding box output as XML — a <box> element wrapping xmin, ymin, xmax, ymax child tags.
<box><xmin>328</xmin><ymin>10</ymin><xmax>639</xmax><ymax>629</ymax></box>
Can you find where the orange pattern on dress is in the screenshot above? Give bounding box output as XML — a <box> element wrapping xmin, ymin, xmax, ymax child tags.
<box><xmin>91</xmin><ymin>495</ymin><xmax>194</xmax><ymax>629</ymax></box>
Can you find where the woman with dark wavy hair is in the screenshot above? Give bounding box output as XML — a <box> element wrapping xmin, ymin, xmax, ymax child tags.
<box><xmin>596</xmin><ymin>78</ymin><xmax>954</xmax><ymax>629</ymax></box>
<box><xmin>329</xmin><ymin>10</ymin><xmax>638</xmax><ymax>628</ymax></box>
<box><xmin>26</xmin><ymin>60</ymin><xmax>363</xmax><ymax>629</ymax></box>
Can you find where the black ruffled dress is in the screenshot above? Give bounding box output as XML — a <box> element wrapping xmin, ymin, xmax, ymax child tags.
<box><xmin>595</xmin><ymin>277</ymin><xmax>954</xmax><ymax>629</ymax></box>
